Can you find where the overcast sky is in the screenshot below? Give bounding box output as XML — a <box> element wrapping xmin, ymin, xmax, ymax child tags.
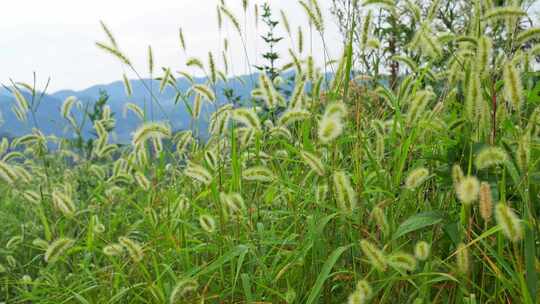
<box><xmin>2</xmin><ymin>1</ymin><xmax>539</xmax><ymax>92</ymax></box>
<box><xmin>0</xmin><ymin>0</ymin><xmax>341</xmax><ymax>92</ymax></box>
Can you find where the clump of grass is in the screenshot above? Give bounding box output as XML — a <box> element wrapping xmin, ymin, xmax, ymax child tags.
<box><xmin>1</xmin><ymin>1</ymin><xmax>539</xmax><ymax>303</ymax></box>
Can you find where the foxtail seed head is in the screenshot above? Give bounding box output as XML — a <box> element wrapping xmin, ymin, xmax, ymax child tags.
<box><xmin>242</xmin><ymin>166</ymin><xmax>275</xmax><ymax>182</ymax></box>
<box><xmin>300</xmin><ymin>150</ymin><xmax>325</xmax><ymax>176</ymax></box>
<box><xmin>475</xmin><ymin>147</ymin><xmax>509</xmax><ymax>170</ymax></box>
<box><xmin>503</xmin><ymin>61</ymin><xmax>523</xmax><ymax>111</ymax></box>
<box><xmin>347</xmin><ymin>291</ymin><xmax>367</xmax><ymax>304</ymax></box>
<box><xmin>192</xmin><ymin>84</ymin><xmax>216</xmax><ymax>103</ymax></box>
<box><xmin>278</xmin><ymin>109</ymin><xmax>311</xmax><ymax>126</ymax></box>
<box><xmin>324</xmin><ymin>101</ymin><xmax>348</xmax><ymax>119</ymax></box>
<box><xmin>0</xmin><ymin>160</ymin><xmax>17</xmax><ymax>184</ymax></box>
<box><xmin>52</xmin><ymin>189</ymin><xmax>76</xmax><ymax>217</ymax></box>
<box><xmin>184</xmin><ymin>162</ymin><xmax>213</xmax><ymax>185</ymax></box>
<box><xmin>483</xmin><ymin>6</ymin><xmax>526</xmax><ymax>21</ymax></box>
<box><xmin>132</xmin><ymin>122</ymin><xmax>171</xmax><ymax>148</ymax></box>
<box><xmin>289</xmin><ymin>77</ymin><xmax>306</xmax><ymax>109</ymax></box>
<box><xmin>355</xmin><ymin>280</ymin><xmax>372</xmax><ymax>300</ymax></box>
<box><xmin>476</xmin><ymin>36</ymin><xmax>492</xmax><ymax>75</ymax></box>
<box><xmin>134</xmin><ymin>172</ymin><xmax>151</xmax><ymax>191</ymax></box>
<box><xmin>516</xmin><ymin>133</ymin><xmax>530</xmax><ymax>173</ymax></box>
<box><xmin>170</xmin><ymin>279</ymin><xmax>199</xmax><ymax>304</ymax></box>
<box><xmin>44</xmin><ymin>238</ymin><xmax>75</xmax><ymax>264</ymax></box>
<box><xmin>6</xmin><ymin>236</ymin><xmax>22</xmax><ymax>249</ymax></box>
<box><xmin>232</xmin><ymin>108</ymin><xmax>262</xmax><ymax>130</ymax></box>
<box><xmin>220</xmin><ymin>192</ymin><xmax>246</xmax><ymax>216</ymax></box>
<box><xmin>103</xmin><ymin>244</ymin><xmax>124</xmax><ymax>256</ymax></box>
<box><xmin>199</xmin><ymin>214</ymin><xmax>216</xmax><ymax>233</ymax></box>
<box><xmin>404</xmin><ymin>167</ymin><xmax>429</xmax><ymax>189</ymax></box>
<box><xmin>479</xmin><ymin>182</ymin><xmax>493</xmax><ymax>222</ymax></box>
<box><xmin>315</xmin><ymin>183</ymin><xmax>328</xmax><ymax>205</ymax></box>
<box><xmin>414</xmin><ymin>241</ymin><xmax>431</xmax><ymax>261</ymax></box>
<box><xmin>371</xmin><ymin>206</ymin><xmax>390</xmax><ymax>237</ymax></box>
<box><xmin>456</xmin><ymin>243</ymin><xmax>469</xmax><ymax>274</ymax></box>
<box><xmin>495</xmin><ymin>203</ymin><xmax>523</xmax><ymax>242</ymax></box>
<box><xmin>258</xmin><ymin>73</ymin><xmax>277</xmax><ymax>109</ymax></box>
<box><xmin>387</xmin><ymin>251</ymin><xmax>417</xmax><ymax>272</ymax></box>
<box><xmin>32</xmin><ymin>238</ymin><xmax>49</xmax><ymax>250</ymax></box>
<box><xmin>204</xmin><ymin>150</ymin><xmax>218</xmax><ymax>171</ymax></box>
<box><xmin>451</xmin><ymin>164</ymin><xmax>464</xmax><ymax>188</ymax></box>
<box><xmin>456</xmin><ymin>176</ymin><xmax>480</xmax><ymax>205</ymax></box>
<box><xmin>333</xmin><ymin>171</ymin><xmax>357</xmax><ymax>213</ymax></box>
<box><xmin>359</xmin><ymin>239</ymin><xmax>387</xmax><ymax>271</ymax></box>
<box><xmin>465</xmin><ymin>74</ymin><xmax>481</xmax><ymax>121</ymax></box>
<box><xmin>118</xmin><ymin>237</ymin><xmax>144</xmax><ymax>262</ymax></box>
<box><xmin>318</xmin><ymin>114</ymin><xmax>344</xmax><ymax>144</ymax></box>
<box><xmin>348</xmin><ymin>279</ymin><xmax>372</xmax><ymax>304</ymax></box>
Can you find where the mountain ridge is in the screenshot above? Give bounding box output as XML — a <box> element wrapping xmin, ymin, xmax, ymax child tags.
<box><xmin>0</xmin><ymin>74</ymin><xmax>259</xmax><ymax>142</ymax></box>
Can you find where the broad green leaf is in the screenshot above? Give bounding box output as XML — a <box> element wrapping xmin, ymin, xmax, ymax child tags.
<box><xmin>305</xmin><ymin>245</ymin><xmax>351</xmax><ymax>304</ymax></box>
<box><xmin>392</xmin><ymin>211</ymin><xmax>445</xmax><ymax>240</ymax></box>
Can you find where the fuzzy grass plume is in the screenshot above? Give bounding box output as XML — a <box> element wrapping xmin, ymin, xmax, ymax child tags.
<box><xmin>456</xmin><ymin>176</ymin><xmax>480</xmax><ymax>205</ymax></box>
<box><xmin>44</xmin><ymin>238</ymin><xmax>75</xmax><ymax>264</ymax></box>
<box><xmin>495</xmin><ymin>203</ymin><xmax>523</xmax><ymax>242</ymax></box>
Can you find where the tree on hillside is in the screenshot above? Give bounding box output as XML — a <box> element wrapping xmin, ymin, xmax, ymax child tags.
<box><xmin>331</xmin><ymin>0</ymin><xmax>538</xmax><ymax>89</ymax></box>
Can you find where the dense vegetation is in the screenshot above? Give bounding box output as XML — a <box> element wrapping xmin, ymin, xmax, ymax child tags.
<box><xmin>1</xmin><ymin>0</ymin><xmax>540</xmax><ymax>303</ymax></box>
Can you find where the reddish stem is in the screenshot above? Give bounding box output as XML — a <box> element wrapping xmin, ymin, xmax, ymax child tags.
<box><xmin>491</xmin><ymin>81</ymin><xmax>497</xmax><ymax>144</ymax></box>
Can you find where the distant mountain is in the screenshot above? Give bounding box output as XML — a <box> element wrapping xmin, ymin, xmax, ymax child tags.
<box><xmin>0</xmin><ymin>75</ymin><xmax>260</xmax><ymax>143</ymax></box>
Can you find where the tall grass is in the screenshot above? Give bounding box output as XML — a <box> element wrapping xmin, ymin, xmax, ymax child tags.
<box><xmin>1</xmin><ymin>0</ymin><xmax>539</xmax><ymax>303</ymax></box>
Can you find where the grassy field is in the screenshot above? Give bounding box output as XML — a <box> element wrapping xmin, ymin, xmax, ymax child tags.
<box><xmin>1</xmin><ymin>0</ymin><xmax>540</xmax><ymax>303</ymax></box>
